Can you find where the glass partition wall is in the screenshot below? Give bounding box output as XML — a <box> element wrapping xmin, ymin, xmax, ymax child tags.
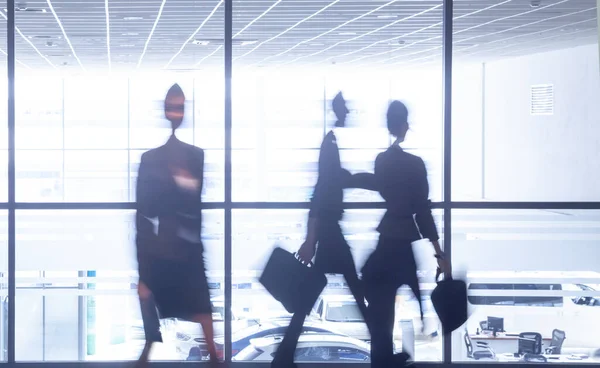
<box><xmin>2</xmin><ymin>0</ymin><xmax>600</xmax><ymax>366</ymax></box>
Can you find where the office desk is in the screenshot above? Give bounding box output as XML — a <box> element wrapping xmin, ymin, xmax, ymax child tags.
<box><xmin>470</xmin><ymin>333</ymin><xmax>552</xmax><ymax>355</ymax></box>
<box><xmin>498</xmin><ymin>353</ymin><xmax>590</xmax><ymax>363</ymax></box>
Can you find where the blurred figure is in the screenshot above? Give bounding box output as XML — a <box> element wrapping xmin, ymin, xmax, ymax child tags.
<box><xmin>361</xmin><ymin>100</ymin><xmax>450</xmax><ymax>368</ymax></box>
<box><xmin>271</xmin><ymin>92</ymin><xmax>375</xmax><ymax>368</ymax></box>
<box><xmin>135</xmin><ymin>84</ymin><xmax>218</xmax><ymax>367</ymax></box>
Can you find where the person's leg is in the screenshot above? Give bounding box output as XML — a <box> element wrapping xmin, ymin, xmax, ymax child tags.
<box><xmin>190</xmin><ymin>313</ymin><xmax>218</xmax><ymax>361</ymax></box>
<box><xmin>344</xmin><ymin>269</ymin><xmax>370</xmax><ymax>332</ymax></box>
<box><xmin>271</xmin><ymin>309</ymin><xmax>308</xmax><ymax>367</ymax></box>
<box><xmin>365</xmin><ymin>280</ymin><xmax>397</xmax><ymax>368</ymax></box>
<box><xmin>137</xmin><ymin>282</ymin><xmax>161</xmax><ymax>367</ymax></box>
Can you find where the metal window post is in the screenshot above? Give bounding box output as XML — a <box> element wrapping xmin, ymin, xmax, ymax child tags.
<box><xmin>7</xmin><ymin>0</ymin><xmax>16</xmax><ymax>363</ymax></box>
<box><xmin>224</xmin><ymin>0</ymin><xmax>233</xmax><ymax>363</ymax></box>
<box><xmin>442</xmin><ymin>0</ymin><xmax>453</xmax><ymax>364</ymax></box>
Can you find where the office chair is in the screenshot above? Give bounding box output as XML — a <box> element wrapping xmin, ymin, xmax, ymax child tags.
<box><xmin>522</xmin><ymin>353</ymin><xmax>548</xmax><ymax>363</ymax></box>
<box><xmin>518</xmin><ymin>332</ymin><xmax>544</xmax><ymax>362</ymax></box>
<box><xmin>464</xmin><ymin>329</ymin><xmax>496</xmax><ymax>360</ymax></box>
<box><xmin>545</xmin><ymin>329</ymin><xmax>566</xmax><ymax>354</ymax></box>
<box><xmin>479</xmin><ymin>320</ymin><xmax>488</xmax><ymax>331</ymax></box>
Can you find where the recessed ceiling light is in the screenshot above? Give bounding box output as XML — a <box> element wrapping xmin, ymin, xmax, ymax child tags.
<box><xmin>311</xmin><ymin>43</ymin><xmax>325</xmax><ymax>46</ymax></box>
<box><xmin>5</xmin><ymin>7</ymin><xmax>47</xmax><ymax>13</ymax></box>
<box><xmin>193</xmin><ymin>40</ymin><xmax>211</xmax><ymax>46</ymax></box>
<box><xmin>377</xmin><ymin>14</ymin><xmax>397</xmax><ymax>19</ymax></box>
<box><xmin>339</xmin><ymin>32</ymin><xmax>356</xmax><ymax>36</ymax></box>
<box><xmin>123</xmin><ymin>16</ymin><xmax>143</xmax><ymax>21</ymax></box>
<box><xmin>240</xmin><ymin>40</ymin><xmax>258</xmax><ymax>46</ymax></box>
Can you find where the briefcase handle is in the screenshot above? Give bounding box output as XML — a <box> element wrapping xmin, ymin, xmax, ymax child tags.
<box><xmin>435</xmin><ymin>267</ymin><xmax>453</xmax><ymax>283</ymax></box>
<box><xmin>293</xmin><ymin>252</ymin><xmax>314</xmax><ymax>268</ymax></box>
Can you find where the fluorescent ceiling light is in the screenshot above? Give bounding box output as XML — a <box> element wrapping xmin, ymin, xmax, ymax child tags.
<box><xmin>193</xmin><ymin>40</ymin><xmax>211</xmax><ymax>46</ymax></box>
<box><xmin>123</xmin><ymin>16</ymin><xmax>143</xmax><ymax>20</ymax></box>
<box><xmin>240</xmin><ymin>40</ymin><xmax>258</xmax><ymax>46</ymax></box>
<box><xmin>377</xmin><ymin>14</ymin><xmax>397</xmax><ymax>19</ymax></box>
<box><xmin>339</xmin><ymin>32</ymin><xmax>356</xmax><ymax>35</ymax></box>
<box><xmin>122</xmin><ymin>32</ymin><xmax>139</xmax><ymax>36</ymax></box>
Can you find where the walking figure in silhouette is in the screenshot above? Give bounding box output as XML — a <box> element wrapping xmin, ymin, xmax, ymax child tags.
<box><xmin>271</xmin><ymin>92</ymin><xmax>375</xmax><ymax>368</ymax></box>
<box><xmin>135</xmin><ymin>84</ymin><xmax>219</xmax><ymax>367</ymax></box>
<box><xmin>361</xmin><ymin>100</ymin><xmax>450</xmax><ymax>367</ymax></box>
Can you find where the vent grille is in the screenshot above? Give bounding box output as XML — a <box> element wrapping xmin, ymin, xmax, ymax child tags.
<box><xmin>530</xmin><ymin>84</ymin><xmax>554</xmax><ymax>116</ymax></box>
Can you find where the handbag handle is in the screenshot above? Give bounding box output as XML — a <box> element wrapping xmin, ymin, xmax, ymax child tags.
<box><xmin>293</xmin><ymin>252</ymin><xmax>314</xmax><ymax>268</ymax></box>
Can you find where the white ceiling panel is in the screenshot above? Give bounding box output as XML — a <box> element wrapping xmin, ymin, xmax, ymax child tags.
<box><xmin>0</xmin><ymin>0</ymin><xmax>593</xmax><ymax>72</ymax></box>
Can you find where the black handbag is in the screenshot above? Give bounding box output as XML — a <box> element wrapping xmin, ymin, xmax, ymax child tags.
<box><xmin>431</xmin><ymin>268</ymin><xmax>468</xmax><ymax>335</ymax></box>
<box><xmin>259</xmin><ymin>247</ymin><xmax>327</xmax><ymax>314</ymax></box>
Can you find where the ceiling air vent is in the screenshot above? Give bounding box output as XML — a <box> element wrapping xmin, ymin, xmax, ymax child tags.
<box><xmin>530</xmin><ymin>84</ymin><xmax>554</xmax><ymax>116</ymax></box>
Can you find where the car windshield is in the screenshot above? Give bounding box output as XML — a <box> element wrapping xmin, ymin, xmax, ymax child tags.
<box><xmin>325</xmin><ymin>302</ymin><xmax>364</xmax><ymax>322</ymax></box>
<box><xmin>566</xmin><ymin>284</ymin><xmax>600</xmax><ymax>306</ymax></box>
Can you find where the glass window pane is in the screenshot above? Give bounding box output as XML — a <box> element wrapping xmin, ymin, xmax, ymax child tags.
<box><xmin>195</xmin><ymin>74</ymin><xmax>224</xmax><ymax>150</ymax></box>
<box><xmin>16</xmin><ymin>150</ymin><xmax>63</xmax><ymax>202</ymax></box>
<box><xmin>16</xmin><ymin>77</ymin><xmax>63</xmax><ymax>150</ymax></box>
<box><xmin>233</xmin><ymin>209</ymin><xmax>443</xmax><ymax>362</ymax></box>
<box><xmin>15</xmin><ymin>209</ymin><xmax>223</xmax><ymax>362</ymax></box>
<box><xmin>452</xmin><ymin>1</ymin><xmax>599</xmax><ymax>201</ymax></box>
<box><xmin>64</xmin><ymin>77</ymin><xmax>128</xmax><ymax>149</ymax></box>
<box><xmin>64</xmin><ymin>150</ymin><xmax>129</xmax><ymax>202</ymax></box>
<box><xmin>451</xmin><ymin>209</ymin><xmax>600</xmax><ymax>362</ymax></box>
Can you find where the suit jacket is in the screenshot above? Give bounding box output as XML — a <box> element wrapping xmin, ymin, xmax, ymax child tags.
<box><xmin>135</xmin><ymin>135</ymin><xmax>205</xmax><ymax>280</ymax></box>
<box><xmin>309</xmin><ymin>130</ymin><xmax>376</xmax><ymax>222</ymax></box>
<box><xmin>374</xmin><ymin>145</ymin><xmax>438</xmax><ymax>242</ymax></box>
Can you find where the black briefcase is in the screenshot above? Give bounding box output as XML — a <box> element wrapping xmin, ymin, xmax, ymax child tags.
<box><xmin>431</xmin><ymin>268</ymin><xmax>468</xmax><ymax>335</ymax></box>
<box><xmin>259</xmin><ymin>247</ymin><xmax>327</xmax><ymax>314</ymax></box>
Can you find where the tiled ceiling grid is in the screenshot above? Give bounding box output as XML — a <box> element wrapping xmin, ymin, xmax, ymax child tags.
<box><xmin>0</xmin><ymin>0</ymin><xmax>594</xmax><ymax>72</ymax></box>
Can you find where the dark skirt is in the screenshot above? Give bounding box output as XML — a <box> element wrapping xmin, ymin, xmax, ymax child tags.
<box><xmin>361</xmin><ymin>236</ymin><xmax>422</xmax><ymax>316</ymax></box>
<box><xmin>143</xmin><ymin>255</ymin><xmax>212</xmax><ymax>320</ymax></box>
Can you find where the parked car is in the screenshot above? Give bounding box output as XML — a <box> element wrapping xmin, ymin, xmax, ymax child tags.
<box><xmin>233</xmin><ymin>333</ymin><xmax>371</xmax><ymax>362</ymax></box>
<box><xmin>309</xmin><ymin>295</ymin><xmax>371</xmax><ymax>341</ymax></box>
<box><xmin>310</xmin><ymin>294</ymin><xmax>440</xmax><ymax>341</ymax></box>
<box><xmin>184</xmin><ymin>316</ymin><xmax>339</xmax><ymax>360</ymax></box>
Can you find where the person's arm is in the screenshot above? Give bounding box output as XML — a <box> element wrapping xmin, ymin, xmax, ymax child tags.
<box><xmin>135</xmin><ymin>154</ymin><xmax>157</xmax><ymax>282</ymax></box>
<box><xmin>299</xmin><ymin>180</ymin><xmax>322</xmax><ymax>263</ymax></box>
<box><xmin>344</xmin><ymin>170</ymin><xmax>378</xmax><ymax>191</ymax></box>
<box><xmin>414</xmin><ymin>158</ymin><xmax>439</xmax><ymax>243</ymax></box>
<box><xmin>299</xmin><ymin>134</ymin><xmax>334</xmax><ymax>262</ymax></box>
<box><xmin>413</xmin><ymin>158</ymin><xmax>451</xmax><ymax>273</ymax></box>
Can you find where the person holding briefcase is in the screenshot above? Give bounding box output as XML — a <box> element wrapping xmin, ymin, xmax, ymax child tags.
<box><xmin>361</xmin><ymin>100</ymin><xmax>451</xmax><ymax>368</ymax></box>
<box><xmin>271</xmin><ymin>92</ymin><xmax>376</xmax><ymax>368</ymax></box>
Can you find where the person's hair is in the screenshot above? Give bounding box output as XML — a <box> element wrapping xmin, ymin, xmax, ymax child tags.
<box><xmin>165</xmin><ymin>83</ymin><xmax>185</xmax><ymax>103</ymax></box>
<box><xmin>332</xmin><ymin>92</ymin><xmax>346</xmax><ymax>127</ymax></box>
<box><xmin>387</xmin><ymin>100</ymin><xmax>409</xmax><ymax>137</ymax></box>
<box><xmin>332</xmin><ymin>91</ymin><xmax>345</xmax><ymax>107</ymax></box>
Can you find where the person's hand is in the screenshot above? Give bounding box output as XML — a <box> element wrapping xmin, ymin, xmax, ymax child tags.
<box><xmin>297</xmin><ymin>241</ymin><xmax>316</xmax><ymax>264</ymax></box>
<box><xmin>436</xmin><ymin>254</ymin><xmax>452</xmax><ymax>278</ymax></box>
<box><xmin>138</xmin><ymin>281</ymin><xmax>152</xmax><ymax>300</ymax></box>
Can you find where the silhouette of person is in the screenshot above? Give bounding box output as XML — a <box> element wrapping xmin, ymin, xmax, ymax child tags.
<box><xmin>135</xmin><ymin>84</ymin><xmax>218</xmax><ymax>367</ymax></box>
<box><xmin>361</xmin><ymin>100</ymin><xmax>450</xmax><ymax>368</ymax></box>
<box><xmin>271</xmin><ymin>92</ymin><xmax>375</xmax><ymax>368</ymax></box>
